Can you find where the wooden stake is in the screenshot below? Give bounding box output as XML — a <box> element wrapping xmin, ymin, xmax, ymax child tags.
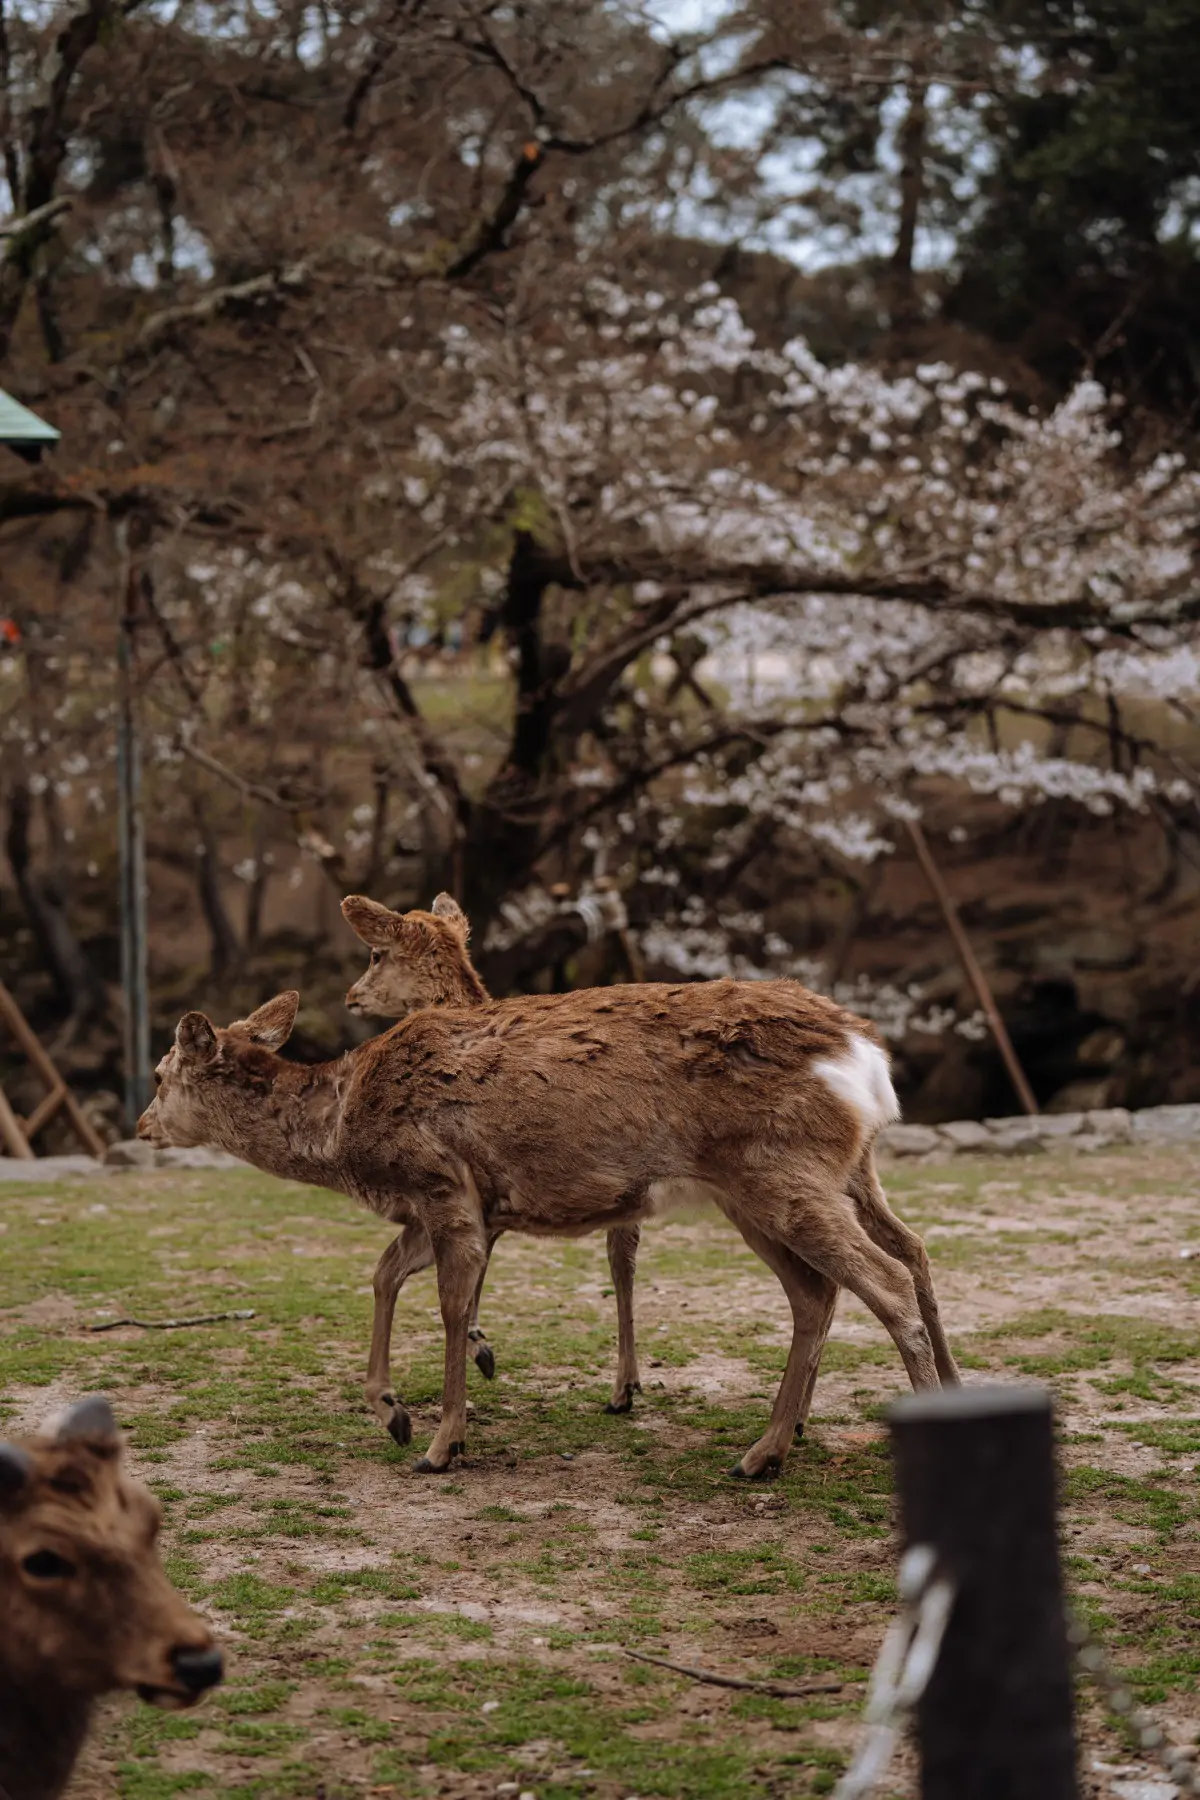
<box><xmin>0</xmin><ymin>982</ymin><xmax>106</xmax><ymax>1158</ymax></box>
<box><xmin>0</xmin><ymin>1084</ymin><xmax>33</xmax><ymax>1159</ymax></box>
<box><xmin>904</xmin><ymin>818</ymin><xmax>1038</xmax><ymax>1116</ymax></box>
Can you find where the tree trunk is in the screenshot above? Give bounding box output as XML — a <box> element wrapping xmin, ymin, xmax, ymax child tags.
<box><xmin>4</xmin><ymin>782</ymin><xmax>106</xmax><ymax>1021</ymax></box>
<box><xmin>461</xmin><ymin>531</ymin><xmax>563</xmax><ymax>920</ymax></box>
<box><xmin>887</xmin><ymin>75</ymin><xmax>928</xmax><ymax>337</ymax></box>
<box><xmin>191</xmin><ymin>800</ymin><xmax>241</xmax><ymax>979</ymax></box>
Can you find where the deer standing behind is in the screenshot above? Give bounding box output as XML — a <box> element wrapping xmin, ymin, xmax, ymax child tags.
<box><xmin>342</xmin><ymin>891</ymin><xmax>644</xmax><ymax>1430</ymax></box>
<box><xmin>138</xmin><ymin>968</ymin><xmax>960</xmax><ymax>1479</ymax></box>
<box><xmin>0</xmin><ymin>1396</ymin><xmax>223</xmax><ymax>1800</ymax></box>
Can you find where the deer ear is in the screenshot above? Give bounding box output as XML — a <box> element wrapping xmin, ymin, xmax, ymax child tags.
<box><xmin>341</xmin><ymin>895</ymin><xmax>405</xmax><ymax>949</ymax></box>
<box><xmin>176</xmin><ymin>1012</ymin><xmax>217</xmax><ymax>1064</ymax></box>
<box><xmin>56</xmin><ymin>1396</ymin><xmax>119</xmax><ymax>1446</ymax></box>
<box><xmin>0</xmin><ymin>1442</ymin><xmax>34</xmax><ymax>1501</ymax></box>
<box><xmin>430</xmin><ymin>893</ymin><xmax>469</xmax><ymax>940</ymax></box>
<box><xmin>238</xmin><ymin>992</ymin><xmax>299</xmax><ymax>1051</ymax></box>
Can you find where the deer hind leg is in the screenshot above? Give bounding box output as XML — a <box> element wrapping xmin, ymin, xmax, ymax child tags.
<box><xmin>415</xmin><ymin>1222</ymin><xmax>489</xmax><ymax>1474</ymax></box>
<box><xmin>366</xmin><ymin>1223</ymin><xmax>435</xmax><ymax>1447</ymax></box>
<box><xmin>847</xmin><ymin>1148</ymin><xmax>960</xmax><ymax>1386</ymax></box>
<box><xmin>729</xmin><ymin>1222</ymin><xmax>839</xmax><ymax>1480</ymax></box>
<box><xmin>603</xmin><ymin>1224</ymin><xmax>642</xmax><ymax>1414</ymax></box>
<box><xmin>467</xmin><ymin>1232</ymin><xmax>501</xmax><ymax>1381</ymax></box>
<box><xmin>751</xmin><ymin>1175</ymin><xmax>940</xmax><ymax>1396</ymax></box>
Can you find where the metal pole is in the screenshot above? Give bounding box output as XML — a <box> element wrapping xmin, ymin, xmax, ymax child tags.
<box><xmin>889</xmin><ymin>1384</ymin><xmax>1078</xmax><ymax>1800</ymax></box>
<box><xmin>904</xmin><ymin>817</ymin><xmax>1039</xmax><ymax>1115</ymax></box>
<box><xmin>115</xmin><ymin>521</ymin><xmax>151</xmax><ymax>1131</ymax></box>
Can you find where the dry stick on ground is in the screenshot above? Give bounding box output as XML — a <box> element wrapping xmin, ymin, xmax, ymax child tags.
<box><xmin>623</xmin><ymin>1648</ymin><xmax>846</xmax><ymax>1697</ymax></box>
<box><xmin>87</xmin><ymin>1309</ymin><xmax>255</xmax><ymax>1333</ymax></box>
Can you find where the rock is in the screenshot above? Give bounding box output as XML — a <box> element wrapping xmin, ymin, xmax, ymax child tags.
<box><xmin>1029</xmin><ymin>1112</ymin><xmax>1087</xmax><ymax>1138</ymax></box>
<box><xmin>1046</xmin><ymin>1077</ymin><xmax>1122</xmax><ymax>1113</ymax></box>
<box><xmin>938</xmin><ymin>1120</ymin><xmax>993</xmax><ymax>1152</ymax></box>
<box><xmin>1076</xmin><ymin>1026</ymin><xmax>1127</xmax><ymax>1069</ymax></box>
<box><xmin>984</xmin><ymin>1122</ymin><xmax>1046</xmax><ymax>1157</ymax></box>
<box><xmin>1079</xmin><ymin>1107</ymin><xmax>1132</xmax><ymax>1144</ymax></box>
<box><xmin>1131</xmin><ymin>1105</ymin><xmax>1200</xmax><ymax>1143</ymax></box>
<box><xmin>878</xmin><ymin>1124</ymin><xmax>942</xmax><ymax>1158</ymax></box>
<box><xmin>0</xmin><ymin>1154</ymin><xmax>105</xmax><ymax>1180</ymax></box>
<box><xmin>103</xmin><ymin>1139</ymin><xmax>157</xmax><ymax>1169</ymax></box>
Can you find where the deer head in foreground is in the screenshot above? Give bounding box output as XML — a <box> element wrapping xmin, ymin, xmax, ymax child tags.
<box><xmin>341</xmin><ymin>891</ymin><xmax>645</xmax><ymax>1419</ymax></box>
<box><xmin>141</xmin><ymin>971</ymin><xmax>959</xmax><ymax>1481</ymax></box>
<box><xmin>0</xmin><ymin>1396</ymin><xmax>222</xmax><ymax>1800</ymax></box>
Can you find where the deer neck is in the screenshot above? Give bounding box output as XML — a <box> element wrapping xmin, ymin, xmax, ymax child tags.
<box><xmin>206</xmin><ymin>1053</ymin><xmax>348</xmax><ymax>1187</ymax></box>
<box><xmin>0</xmin><ymin>1671</ymin><xmax>92</xmax><ymax>1800</ymax></box>
<box><xmin>439</xmin><ymin>960</ymin><xmax>490</xmax><ymax>1007</ymax></box>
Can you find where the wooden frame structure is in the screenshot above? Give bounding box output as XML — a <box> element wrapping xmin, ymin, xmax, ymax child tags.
<box><xmin>0</xmin><ymin>982</ymin><xmax>106</xmax><ymax>1159</ymax></box>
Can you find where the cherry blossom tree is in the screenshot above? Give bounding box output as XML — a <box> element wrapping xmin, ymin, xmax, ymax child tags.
<box><xmin>1</xmin><ymin>0</ymin><xmax>1198</xmax><ymax>1112</ymax></box>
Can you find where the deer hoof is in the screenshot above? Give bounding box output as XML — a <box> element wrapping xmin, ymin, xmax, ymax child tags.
<box><xmin>474</xmin><ymin>1343</ymin><xmax>496</xmax><ymax>1381</ymax></box>
<box><xmin>413</xmin><ymin>1441</ymin><xmax>465</xmax><ymax>1475</ymax></box>
<box><xmin>604</xmin><ymin>1392</ymin><xmax>634</xmax><ymax>1415</ymax></box>
<box><xmin>730</xmin><ymin>1453</ymin><xmax>782</xmax><ymax>1482</ymax></box>
<box><xmin>386</xmin><ymin>1411</ymin><xmax>413</xmax><ymax>1448</ymax></box>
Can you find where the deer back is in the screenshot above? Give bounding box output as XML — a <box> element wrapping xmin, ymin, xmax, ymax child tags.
<box><xmin>337</xmin><ymin>979</ymin><xmax>893</xmax><ymax>1229</ymax></box>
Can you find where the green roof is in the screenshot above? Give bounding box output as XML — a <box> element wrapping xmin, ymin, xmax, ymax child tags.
<box><xmin>0</xmin><ymin>388</ymin><xmax>59</xmax><ymax>447</ymax></box>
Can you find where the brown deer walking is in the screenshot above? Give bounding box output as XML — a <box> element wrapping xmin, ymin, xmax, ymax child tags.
<box><xmin>138</xmin><ymin>973</ymin><xmax>959</xmax><ymax>1479</ymax></box>
<box><xmin>341</xmin><ymin>892</ymin><xmax>645</xmax><ymax>1425</ymax></box>
<box><xmin>0</xmin><ymin>1396</ymin><xmax>223</xmax><ymax>1800</ymax></box>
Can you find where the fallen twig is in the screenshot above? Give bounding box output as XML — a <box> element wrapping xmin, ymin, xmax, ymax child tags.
<box><xmin>623</xmin><ymin>1648</ymin><xmax>846</xmax><ymax>1697</ymax></box>
<box><xmin>87</xmin><ymin>1309</ymin><xmax>255</xmax><ymax>1332</ymax></box>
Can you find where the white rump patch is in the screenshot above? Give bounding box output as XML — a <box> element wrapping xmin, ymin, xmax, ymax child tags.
<box><xmin>813</xmin><ymin>1036</ymin><xmax>900</xmax><ymax>1137</ymax></box>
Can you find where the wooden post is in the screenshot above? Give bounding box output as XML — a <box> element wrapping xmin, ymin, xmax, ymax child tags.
<box><xmin>0</xmin><ymin>1084</ymin><xmax>33</xmax><ymax>1159</ymax></box>
<box><xmin>0</xmin><ymin>982</ymin><xmax>106</xmax><ymax>1158</ymax></box>
<box><xmin>904</xmin><ymin>818</ymin><xmax>1038</xmax><ymax>1116</ymax></box>
<box><xmin>889</xmin><ymin>1384</ymin><xmax>1078</xmax><ymax>1800</ymax></box>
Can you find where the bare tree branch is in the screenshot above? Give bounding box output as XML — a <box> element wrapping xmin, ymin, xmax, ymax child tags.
<box><xmin>0</xmin><ymin>0</ymin><xmax>139</xmax><ymax>360</ymax></box>
<box><xmin>445</xmin><ymin>141</ymin><xmax>544</xmax><ymax>279</ymax></box>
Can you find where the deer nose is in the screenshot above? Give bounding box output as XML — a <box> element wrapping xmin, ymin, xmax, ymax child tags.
<box><xmin>170</xmin><ymin>1645</ymin><xmax>224</xmax><ymax>1694</ymax></box>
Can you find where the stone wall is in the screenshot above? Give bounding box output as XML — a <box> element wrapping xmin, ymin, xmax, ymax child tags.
<box><xmin>3</xmin><ymin>1105</ymin><xmax>1200</xmax><ymax>1180</ymax></box>
<box><xmin>879</xmin><ymin>1103</ymin><xmax>1200</xmax><ymax>1160</ymax></box>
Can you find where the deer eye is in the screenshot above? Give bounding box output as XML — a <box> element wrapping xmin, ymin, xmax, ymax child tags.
<box><xmin>370</xmin><ymin>951</ymin><xmax>381</xmax><ymax>965</ymax></box>
<box><xmin>22</xmin><ymin>1549</ymin><xmax>77</xmax><ymax>1580</ymax></box>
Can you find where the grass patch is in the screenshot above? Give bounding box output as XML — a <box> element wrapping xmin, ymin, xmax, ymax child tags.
<box><xmin>2</xmin><ymin>1147</ymin><xmax>1198</xmax><ymax>1794</ymax></box>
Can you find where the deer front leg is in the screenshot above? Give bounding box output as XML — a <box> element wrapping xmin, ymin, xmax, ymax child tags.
<box><xmin>415</xmin><ymin>1224</ymin><xmax>489</xmax><ymax>1474</ymax></box>
<box><xmin>366</xmin><ymin>1223</ymin><xmax>434</xmax><ymax>1447</ymax></box>
<box><xmin>369</xmin><ymin>1227</ymin><xmax>503</xmax><ymax>1450</ymax></box>
<box><xmin>603</xmin><ymin>1224</ymin><xmax>642</xmax><ymax>1413</ymax></box>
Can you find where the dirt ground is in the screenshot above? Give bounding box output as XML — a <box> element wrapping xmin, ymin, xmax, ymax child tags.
<box><xmin>3</xmin><ymin>1145</ymin><xmax>1200</xmax><ymax>1798</ymax></box>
